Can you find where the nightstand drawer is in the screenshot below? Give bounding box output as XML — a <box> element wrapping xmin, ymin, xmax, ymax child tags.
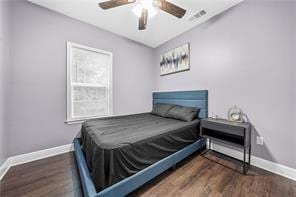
<box><xmin>201</xmin><ymin>120</ymin><xmax>245</xmax><ymax>137</ymax></box>
<box><xmin>201</xmin><ymin>127</ymin><xmax>245</xmax><ymax>146</ymax></box>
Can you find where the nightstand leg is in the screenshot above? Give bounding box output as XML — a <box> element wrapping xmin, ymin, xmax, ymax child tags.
<box><xmin>243</xmin><ymin>147</ymin><xmax>246</xmax><ymax>174</ymax></box>
<box><xmin>201</xmin><ymin>138</ymin><xmax>211</xmax><ymax>155</ymax></box>
<box><xmin>248</xmin><ymin>145</ymin><xmax>251</xmax><ymax>165</ymax></box>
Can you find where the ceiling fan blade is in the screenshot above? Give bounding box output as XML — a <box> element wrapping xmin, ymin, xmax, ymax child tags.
<box><xmin>154</xmin><ymin>0</ymin><xmax>186</xmax><ymax>18</ymax></box>
<box><xmin>139</xmin><ymin>8</ymin><xmax>148</xmax><ymax>30</ymax></box>
<box><xmin>99</xmin><ymin>0</ymin><xmax>136</xmax><ymax>10</ymax></box>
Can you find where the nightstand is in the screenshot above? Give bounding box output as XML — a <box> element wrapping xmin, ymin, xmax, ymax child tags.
<box><xmin>200</xmin><ymin>118</ymin><xmax>252</xmax><ymax>174</ymax></box>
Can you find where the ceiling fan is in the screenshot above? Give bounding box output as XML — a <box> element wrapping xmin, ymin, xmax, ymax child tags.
<box><xmin>98</xmin><ymin>0</ymin><xmax>186</xmax><ymax>30</ymax></box>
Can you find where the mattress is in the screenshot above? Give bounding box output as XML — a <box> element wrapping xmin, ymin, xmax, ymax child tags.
<box><xmin>80</xmin><ymin>113</ymin><xmax>200</xmax><ymax>192</ymax></box>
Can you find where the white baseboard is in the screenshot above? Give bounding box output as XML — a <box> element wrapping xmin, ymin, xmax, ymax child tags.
<box><xmin>211</xmin><ymin>143</ymin><xmax>296</xmax><ymax>181</ymax></box>
<box><xmin>0</xmin><ymin>158</ymin><xmax>10</xmax><ymax>180</ymax></box>
<box><xmin>0</xmin><ymin>143</ymin><xmax>74</xmax><ymax>180</ymax></box>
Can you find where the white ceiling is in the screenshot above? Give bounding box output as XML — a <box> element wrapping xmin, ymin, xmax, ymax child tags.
<box><xmin>27</xmin><ymin>0</ymin><xmax>243</xmax><ymax>48</ymax></box>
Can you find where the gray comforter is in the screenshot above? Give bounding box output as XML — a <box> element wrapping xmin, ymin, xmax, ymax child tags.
<box><xmin>81</xmin><ymin>113</ymin><xmax>200</xmax><ymax>192</ymax></box>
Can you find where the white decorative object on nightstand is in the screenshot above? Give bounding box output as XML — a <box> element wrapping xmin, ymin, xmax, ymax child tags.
<box><xmin>228</xmin><ymin>105</ymin><xmax>244</xmax><ymax>122</ymax></box>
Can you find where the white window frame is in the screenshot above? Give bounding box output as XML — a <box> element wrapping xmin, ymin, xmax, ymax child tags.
<box><xmin>66</xmin><ymin>41</ymin><xmax>113</xmax><ymax>124</ymax></box>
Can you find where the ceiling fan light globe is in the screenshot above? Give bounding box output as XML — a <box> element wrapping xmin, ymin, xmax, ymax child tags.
<box><xmin>132</xmin><ymin>3</ymin><xmax>157</xmax><ymax>18</ymax></box>
<box><xmin>140</xmin><ymin>0</ymin><xmax>153</xmax><ymax>6</ymax></box>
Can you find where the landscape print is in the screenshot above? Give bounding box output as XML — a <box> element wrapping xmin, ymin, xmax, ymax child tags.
<box><xmin>160</xmin><ymin>43</ymin><xmax>190</xmax><ymax>76</ymax></box>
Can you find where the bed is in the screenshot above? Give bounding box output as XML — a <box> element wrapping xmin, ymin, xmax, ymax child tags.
<box><xmin>74</xmin><ymin>90</ymin><xmax>208</xmax><ymax>197</ymax></box>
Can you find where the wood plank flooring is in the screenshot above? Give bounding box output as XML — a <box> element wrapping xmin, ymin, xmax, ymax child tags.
<box><xmin>1</xmin><ymin>151</ymin><xmax>295</xmax><ymax>197</ymax></box>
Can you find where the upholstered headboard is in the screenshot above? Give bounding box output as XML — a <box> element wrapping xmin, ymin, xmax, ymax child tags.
<box><xmin>152</xmin><ymin>90</ymin><xmax>208</xmax><ymax>119</ymax></box>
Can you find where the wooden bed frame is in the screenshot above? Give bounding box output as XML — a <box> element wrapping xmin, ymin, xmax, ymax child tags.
<box><xmin>74</xmin><ymin>90</ymin><xmax>208</xmax><ymax>197</ymax></box>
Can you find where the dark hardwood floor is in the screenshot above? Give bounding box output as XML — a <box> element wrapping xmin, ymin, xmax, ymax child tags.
<box><xmin>1</xmin><ymin>151</ymin><xmax>295</xmax><ymax>197</ymax></box>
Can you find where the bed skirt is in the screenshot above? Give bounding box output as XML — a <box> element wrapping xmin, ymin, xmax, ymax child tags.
<box><xmin>74</xmin><ymin>137</ymin><xmax>206</xmax><ymax>197</ymax></box>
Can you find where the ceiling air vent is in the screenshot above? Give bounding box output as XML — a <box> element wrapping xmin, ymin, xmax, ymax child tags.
<box><xmin>189</xmin><ymin>10</ymin><xmax>207</xmax><ymax>22</ymax></box>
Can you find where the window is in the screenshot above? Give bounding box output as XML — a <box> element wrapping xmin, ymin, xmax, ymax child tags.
<box><xmin>66</xmin><ymin>42</ymin><xmax>112</xmax><ymax>123</ymax></box>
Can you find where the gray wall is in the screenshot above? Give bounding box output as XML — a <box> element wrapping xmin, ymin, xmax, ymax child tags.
<box><xmin>154</xmin><ymin>0</ymin><xmax>296</xmax><ymax>168</ymax></box>
<box><xmin>7</xmin><ymin>0</ymin><xmax>154</xmax><ymax>156</ymax></box>
<box><xmin>0</xmin><ymin>0</ymin><xmax>10</xmax><ymax>165</ymax></box>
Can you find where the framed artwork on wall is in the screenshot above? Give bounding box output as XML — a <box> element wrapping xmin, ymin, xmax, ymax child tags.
<box><xmin>160</xmin><ymin>43</ymin><xmax>190</xmax><ymax>76</ymax></box>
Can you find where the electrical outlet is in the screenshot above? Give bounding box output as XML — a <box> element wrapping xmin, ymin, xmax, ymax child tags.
<box><xmin>256</xmin><ymin>136</ymin><xmax>264</xmax><ymax>145</ymax></box>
